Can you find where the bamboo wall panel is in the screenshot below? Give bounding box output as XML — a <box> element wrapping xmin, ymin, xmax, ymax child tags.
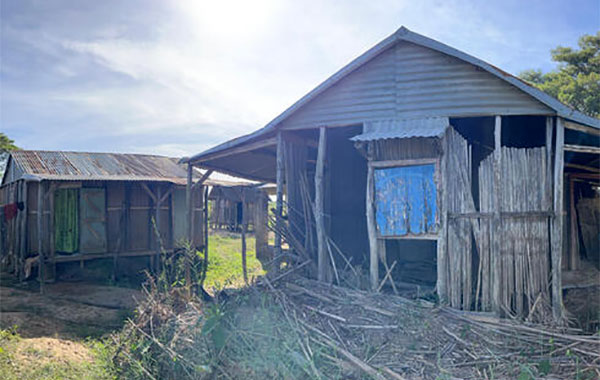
<box><xmin>479</xmin><ymin>147</ymin><xmax>551</xmax><ymax>318</ymax></box>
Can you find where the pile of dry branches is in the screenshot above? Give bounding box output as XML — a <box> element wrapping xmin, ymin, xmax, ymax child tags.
<box><xmin>112</xmin><ymin>268</ymin><xmax>599</xmax><ymax>380</ymax></box>
<box><xmin>268</xmin><ymin>275</ymin><xmax>600</xmax><ymax>379</ymax></box>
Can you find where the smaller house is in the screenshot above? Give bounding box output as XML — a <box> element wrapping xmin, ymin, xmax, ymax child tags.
<box><xmin>208</xmin><ymin>184</ymin><xmax>271</xmax><ymax>261</ymax></box>
<box><xmin>0</xmin><ymin>150</ymin><xmax>212</xmax><ymax>284</ymax></box>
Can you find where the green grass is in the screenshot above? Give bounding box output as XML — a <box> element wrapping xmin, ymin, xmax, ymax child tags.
<box><xmin>204</xmin><ymin>231</ymin><xmax>265</xmax><ymax>291</ymax></box>
<box><xmin>0</xmin><ymin>329</ymin><xmax>116</xmax><ymax>380</ymax></box>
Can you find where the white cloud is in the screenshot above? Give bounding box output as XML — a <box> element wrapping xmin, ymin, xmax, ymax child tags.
<box><xmin>3</xmin><ymin>0</ymin><xmax>595</xmax><ymax>158</ymax></box>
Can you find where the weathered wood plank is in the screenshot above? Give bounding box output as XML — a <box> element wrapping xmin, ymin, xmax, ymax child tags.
<box><xmin>437</xmin><ymin>132</ymin><xmax>449</xmax><ymax>304</ymax></box>
<box><xmin>315</xmin><ymin>127</ymin><xmax>328</xmax><ymax>282</ymax></box>
<box><xmin>563</xmin><ymin>144</ymin><xmax>600</xmax><ymax>154</ymax></box>
<box><xmin>37</xmin><ymin>181</ymin><xmax>44</xmax><ymax>294</ymax></box>
<box><xmin>366</xmin><ymin>145</ymin><xmax>379</xmax><ymax>291</ymax></box>
<box><xmin>275</xmin><ymin>132</ymin><xmax>284</xmax><ymax>259</ymax></box>
<box><xmin>551</xmin><ymin>117</ymin><xmax>565</xmax><ymax>321</ymax></box>
<box><xmin>491</xmin><ymin>115</ymin><xmax>502</xmax><ymax>314</ymax></box>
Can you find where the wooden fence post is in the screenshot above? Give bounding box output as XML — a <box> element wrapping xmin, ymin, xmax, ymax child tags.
<box><xmin>551</xmin><ymin>117</ymin><xmax>565</xmax><ymax>321</ymax></box>
<box><xmin>315</xmin><ymin>127</ymin><xmax>328</xmax><ymax>282</ymax></box>
<box><xmin>366</xmin><ymin>153</ymin><xmax>379</xmax><ymax>291</ymax></box>
<box><xmin>275</xmin><ymin>133</ymin><xmax>284</xmax><ymax>261</ymax></box>
<box><xmin>437</xmin><ymin>133</ymin><xmax>449</xmax><ymax>304</ymax></box>
<box><xmin>37</xmin><ymin>181</ymin><xmax>44</xmax><ymax>294</ymax></box>
<box><xmin>491</xmin><ymin>115</ymin><xmax>502</xmax><ymax>314</ymax></box>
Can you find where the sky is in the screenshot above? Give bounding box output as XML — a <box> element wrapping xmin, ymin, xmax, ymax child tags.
<box><xmin>1</xmin><ymin>0</ymin><xmax>598</xmax><ymax>158</ymax></box>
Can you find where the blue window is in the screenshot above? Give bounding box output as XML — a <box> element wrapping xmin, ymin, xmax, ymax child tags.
<box><xmin>374</xmin><ymin>164</ymin><xmax>437</xmax><ymax>236</ymax></box>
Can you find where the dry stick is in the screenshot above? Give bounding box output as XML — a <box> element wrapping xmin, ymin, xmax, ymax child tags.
<box><xmin>269</xmin><ymin>260</ymin><xmax>312</xmax><ymax>283</ymax></box>
<box><xmin>304</xmin><ymin>304</ymin><xmax>347</xmax><ymax>322</ymax></box>
<box><xmin>304</xmin><ymin>323</ymin><xmax>387</xmax><ymax>380</ymax></box>
<box><xmin>325</xmin><ymin>239</ymin><xmax>340</xmax><ymax>285</ymax></box>
<box><xmin>378</xmin><ymin>260</ymin><xmax>398</xmax><ymax>293</ymax></box>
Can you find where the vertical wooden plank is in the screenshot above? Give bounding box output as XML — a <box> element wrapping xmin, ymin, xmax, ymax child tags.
<box><xmin>37</xmin><ymin>181</ymin><xmax>44</xmax><ymax>294</ymax></box>
<box><xmin>254</xmin><ymin>191</ymin><xmax>269</xmax><ymax>261</ymax></box>
<box><xmin>366</xmin><ymin>146</ymin><xmax>379</xmax><ymax>291</ymax></box>
<box><xmin>437</xmin><ymin>134</ymin><xmax>448</xmax><ymax>304</ymax></box>
<box><xmin>186</xmin><ymin>164</ymin><xmax>193</xmax><ymax>243</ymax></box>
<box><xmin>185</xmin><ymin>164</ymin><xmax>193</xmax><ymax>294</ymax></box>
<box><xmin>240</xmin><ymin>192</ymin><xmax>248</xmax><ymax>284</ymax></box>
<box><xmin>19</xmin><ymin>180</ymin><xmax>28</xmax><ymax>281</ymax></box>
<box><xmin>155</xmin><ymin>185</ymin><xmax>162</xmax><ymax>272</ymax></box>
<box><xmin>48</xmin><ymin>184</ymin><xmax>56</xmax><ymax>281</ymax></box>
<box><xmin>545</xmin><ymin>117</ymin><xmax>553</xmax><ymax>210</ymax></box>
<box><xmin>551</xmin><ymin>117</ymin><xmax>565</xmax><ymax>321</ymax></box>
<box><xmin>315</xmin><ymin>127</ymin><xmax>328</xmax><ymax>282</ymax></box>
<box><xmin>275</xmin><ymin>132</ymin><xmax>284</xmax><ymax>259</ymax></box>
<box><xmin>491</xmin><ymin>115</ymin><xmax>502</xmax><ymax>314</ymax></box>
<box><xmin>569</xmin><ymin>177</ymin><xmax>579</xmax><ymax>270</ymax></box>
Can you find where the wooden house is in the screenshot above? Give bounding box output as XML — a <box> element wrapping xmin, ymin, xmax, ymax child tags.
<box><xmin>182</xmin><ymin>27</ymin><xmax>599</xmax><ymax>321</ymax></box>
<box><xmin>0</xmin><ymin>150</ymin><xmax>211</xmax><ymax>285</ymax></box>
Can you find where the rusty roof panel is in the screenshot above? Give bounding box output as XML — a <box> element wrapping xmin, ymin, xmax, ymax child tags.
<box><xmin>9</xmin><ymin>150</ymin><xmax>190</xmax><ymax>184</ymax></box>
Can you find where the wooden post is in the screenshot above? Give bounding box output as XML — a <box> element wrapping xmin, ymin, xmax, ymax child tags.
<box><xmin>315</xmin><ymin>127</ymin><xmax>328</xmax><ymax>282</ymax></box>
<box><xmin>241</xmin><ymin>191</ymin><xmax>248</xmax><ymax>284</ymax></box>
<box><xmin>491</xmin><ymin>115</ymin><xmax>502</xmax><ymax>314</ymax></box>
<box><xmin>155</xmin><ymin>185</ymin><xmax>162</xmax><ymax>272</ymax></box>
<box><xmin>185</xmin><ymin>164</ymin><xmax>193</xmax><ymax>294</ymax></box>
<box><xmin>37</xmin><ymin>181</ymin><xmax>44</xmax><ymax>294</ymax></box>
<box><xmin>437</xmin><ymin>133</ymin><xmax>449</xmax><ymax>304</ymax></box>
<box><xmin>569</xmin><ymin>177</ymin><xmax>579</xmax><ymax>270</ymax></box>
<box><xmin>254</xmin><ymin>191</ymin><xmax>268</xmax><ymax>261</ymax></box>
<box><xmin>18</xmin><ymin>180</ymin><xmax>28</xmax><ymax>281</ymax></box>
<box><xmin>551</xmin><ymin>117</ymin><xmax>565</xmax><ymax>321</ymax></box>
<box><xmin>275</xmin><ymin>132</ymin><xmax>284</xmax><ymax>260</ymax></box>
<box><xmin>48</xmin><ymin>184</ymin><xmax>56</xmax><ymax>282</ymax></box>
<box><xmin>366</xmin><ymin>152</ymin><xmax>379</xmax><ymax>291</ymax></box>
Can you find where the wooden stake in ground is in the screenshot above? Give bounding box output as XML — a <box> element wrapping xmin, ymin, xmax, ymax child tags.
<box><xmin>315</xmin><ymin>127</ymin><xmax>328</xmax><ymax>282</ymax></box>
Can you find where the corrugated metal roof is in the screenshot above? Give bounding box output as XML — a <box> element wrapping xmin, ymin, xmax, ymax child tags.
<box><xmin>7</xmin><ymin>150</ymin><xmax>190</xmax><ymax>184</ymax></box>
<box><xmin>350</xmin><ymin>117</ymin><xmax>449</xmax><ymax>142</ymax></box>
<box><xmin>185</xmin><ymin>26</ymin><xmax>599</xmax><ymax>166</ymax></box>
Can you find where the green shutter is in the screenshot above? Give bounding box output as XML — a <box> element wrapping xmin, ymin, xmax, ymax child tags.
<box><xmin>54</xmin><ymin>188</ymin><xmax>79</xmax><ymax>253</ymax></box>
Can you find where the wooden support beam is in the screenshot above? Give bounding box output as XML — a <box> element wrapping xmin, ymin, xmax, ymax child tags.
<box><xmin>366</xmin><ymin>146</ymin><xmax>379</xmax><ymax>291</ymax></box>
<box><xmin>491</xmin><ymin>115</ymin><xmax>502</xmax><ymax>314</ymax></box>
<box><xmin>437</xmin><ymin>131</ymin><xmax>449</xmax><ymax>304</ymax></box>
<box><xmin>18</xmin><ymin>180</ymin><xmax>28</xmax><ymax>281</ymax></box>
<box><xmin>315</xmin><ymin>127</ymin><xmax>328</xmax><ymax>282</ymax></box>
<box><xmin>141</xmin><ymin>183</ymin><xmax>157</xmax><ymax>203</ymax></box>
<box><xmin>551</xmin><ymin>117</ymin><xmax>565</xmax><ymax>321</ymax></box>
<box><xmin>37</xmin><ymin>181</ymin><xmax>44</xmax><ymax>294</ymax></box>
<box><xmin>563</xmin><ymin>144</ymin><xmax>600</xmax><ymax>155</ymax></box>
<box><xmin>192</xmin><ymin>169</ymin><xmax>214</xmax><ymax>190</ymax></box>
<box><xmin>154</xmin><ymin>185</ymin><xmax>162</xmax><ymax>272</ymax></box>
<box><xmin>275</xmin><ymin>132</ymin><xmax>284</xmax><ymax>260</ymax></box>
<box><xmin>240</xmin><ymin>191</ymin><xmax>248</xmax><ymax>284</ymax></box>
<box><xmin>564</xmin><ymin>120</ymin><xmax>600</xmax><ymax>136</ymax></box>
<box><xmin>254</xmin><ymin>191</ymin><xmax>269</xmax><ymax>261</ymax></box>
<box><xmin>568</xmin><ymin>176</ymin><xmax>579</xmax><ymax>270</ymax></box>
<box><xmin>565</xmin><ymin>163</ymin><xmax>600</xmax><ymax>173</ymax></box>
<box><xmin>193</xmin><ymin>137</ymin><xmax>277</xmax><ymax>163</ymax></box>
<box><xmin>185</xmin><ymin>164</ymin><xmax>193</xmax><ymax>294</ymax></box>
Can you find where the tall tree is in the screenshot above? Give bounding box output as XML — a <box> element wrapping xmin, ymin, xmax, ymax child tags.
<box><xmin>520</xmin><ymin>32</ymin><xmax>600</xmax><ymax>118</ymax></box>
<box><xmin>0</xmin><ymin>133</ymin><xmax>19</xmax><ymax>152</ymax></box>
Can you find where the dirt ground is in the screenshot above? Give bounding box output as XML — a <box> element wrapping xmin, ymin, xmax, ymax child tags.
<box><xmin>0</xmin><ymin>273</ymin><xmax>140</xmax><ymax>338</ymax></box>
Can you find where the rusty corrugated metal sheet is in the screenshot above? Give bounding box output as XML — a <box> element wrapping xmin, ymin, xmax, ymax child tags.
<box><xmin>9</xmin><ymin>150</ymin><xmax>190</xmax><ymax>184</ymax></box>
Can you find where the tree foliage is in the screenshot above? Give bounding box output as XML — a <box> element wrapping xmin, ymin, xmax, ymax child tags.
<box><xmin>0</xmin><ymin>133</ymin><xmax>19</xmax><ymax>153</ymax></box>
<box><xmin>520</xmin><ymin>32</ymin><xmax>600</xmax><ymax>118</ymax></box>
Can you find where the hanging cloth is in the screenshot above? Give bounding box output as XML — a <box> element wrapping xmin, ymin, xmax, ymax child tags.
<box><xmin>54</xmin><ymin>188</ymin><xmax>79</xmax><ymax>253</ymax></box>
<box><xmin>4</xmin><ymin>203</ymin><xmax>18</xmax><ymax>221</ymax></box>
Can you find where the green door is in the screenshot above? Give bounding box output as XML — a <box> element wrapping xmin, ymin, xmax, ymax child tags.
<box><xmin>79</xmin><ymin>188</ymin><xmax>107</xmax><ymax>254</ymax></box>
<box><xmin>54</xmin><ymin>188</ymin><xmax>79</xmax><ymax>253</ymax></box>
